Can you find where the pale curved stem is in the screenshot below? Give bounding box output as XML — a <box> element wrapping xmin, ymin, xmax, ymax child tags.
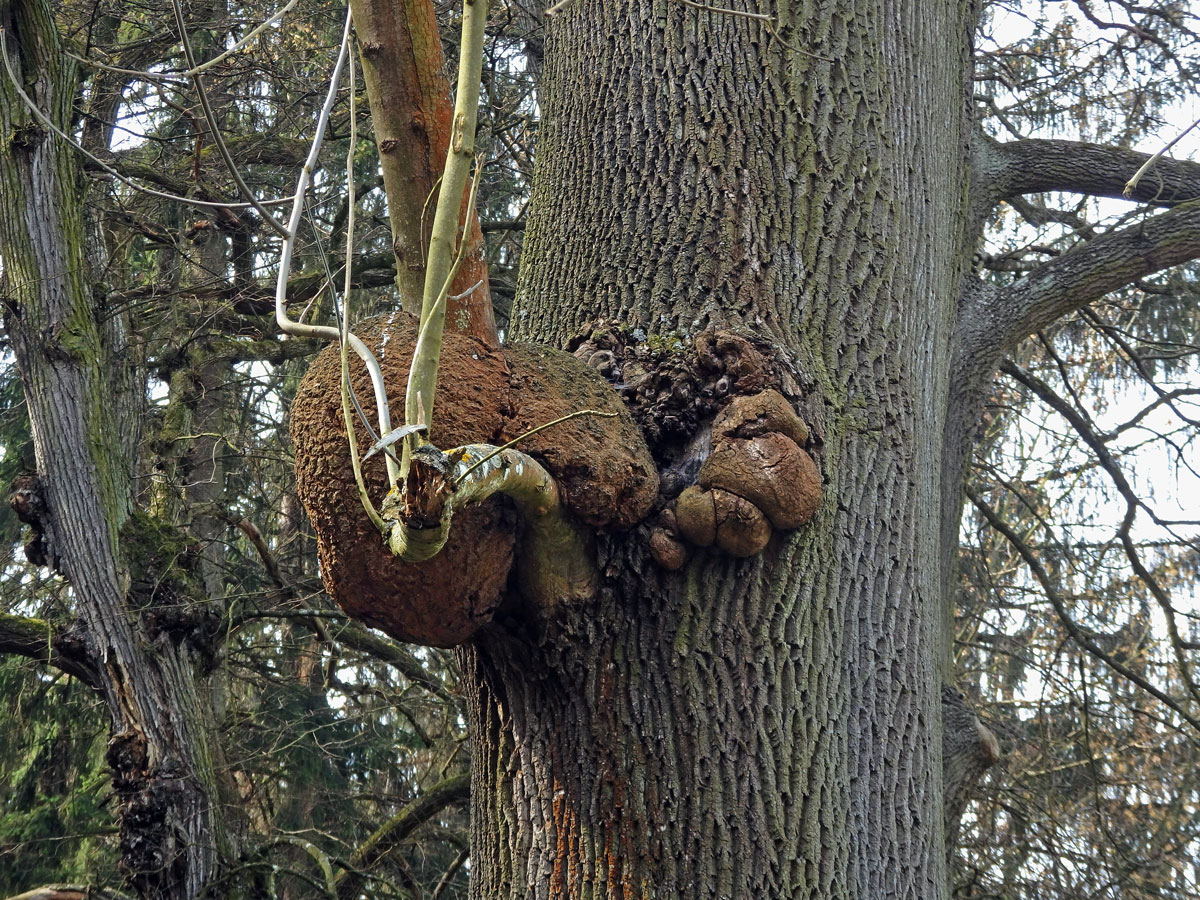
<box><xmin>339</xmin><ymin>34</ymin><xmax>385</xmax><ymax>531</ymax></box>
<box><xmin>274</xmin><ymin>11</ymin><xmax>399</xmax><ymax>486</ymax></box>
<box><xmin>381</xmin><ymin>445</ymin><xmax>596</xmax><ymax>609</ymax></box>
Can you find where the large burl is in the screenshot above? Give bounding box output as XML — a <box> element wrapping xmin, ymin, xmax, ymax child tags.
<box><xmin>571</xmin><ymin>325</ymin><xmax>825</xmax><ymax>567</ymax></box>
<box><xmin>291</xmin><ymin>313</ymin><xmax>658</xmax><ymax>647</ymax></box>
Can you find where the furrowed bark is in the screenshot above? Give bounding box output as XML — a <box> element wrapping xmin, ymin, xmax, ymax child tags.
<box><xmin>0</xmin><ymin>1</ymin><xmax>235</xmax><ymax>895</ymax></box>
<box><xmin>468</xmin><ymin>0</ymin><xmax>980</xmax><ymax>895</ymax></box>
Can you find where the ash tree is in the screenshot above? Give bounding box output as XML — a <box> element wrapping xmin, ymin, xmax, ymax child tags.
<box><xmin>2</xmin><ymin>0</ymin><xmax>1200</xmax><ymax>898</ymax></box>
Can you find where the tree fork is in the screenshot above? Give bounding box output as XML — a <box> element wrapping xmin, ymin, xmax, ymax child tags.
<box><xmin>349</xmin><ymin>0</ymin><xmax>496</xmax><ymax>342</ymax></box>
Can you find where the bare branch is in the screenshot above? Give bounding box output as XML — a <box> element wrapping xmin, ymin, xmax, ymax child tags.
<box><xmin>229</xmin><ymin>513</ymin><xmax>457</xmax><ymax>701</ymax></box>
<box><xmin>402</xmin><ymin>0</ymin><xmax>491</xmax><ymax>458</ymax></box>
<box><xmin>324</xmin><ymin>622</ymin><xmax>457</xmax><ymax>701</ymax></box>
<box><xmin>0</xmin><ymin>29</ymin><xmax>290</xmax><ymax>215</ymax></box>
<box><xmin>1125</xmin><ymin>114</ymin><xmax>1200</xmax><ymax>198</ymax></box>
<box><xmin>0</xmin><ymin>613</ymin><xmax>100</xmax><ymax>687</ymax></box>
<box><xmin>966</xmin><ymin>487</ymin><xmax>1200</xmax><ymax>735</ymax></box>
<box><xmin>975</xmin><ymin>135</ymin><xmax>1200</xmax><ymax>209</ymax></box>
<box><xmin>333</xmin><ymin>773</ymin><xmax>470</xmax><ymax>900</ymax></box>
<box><xmin>170</xmin><ymin>0</ymin><xmax>289</xmax><ymax>236</ymax></box>
<box><xmin>1000</xmin><ymin>360</ymin><xmax>1200</xmax><ymax>709</ymax></box>
<box><xmin>274</xmin><ymin>12</ymin><xmax>400</xmax><ymax>487</ymax></box>
<box><xmin>957</xmin><ymin>199</ymin><xmax>1200</xmax><ymax>363</ymax></box>
<box><xmin>430</xmin><ymin>846</ymin><xmax>470</xmax><ymax>900</ymax></box>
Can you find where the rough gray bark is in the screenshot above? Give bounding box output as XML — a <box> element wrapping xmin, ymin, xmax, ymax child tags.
<box><xmin>0</xmin><ymin>1</ymin><xmax>235</xmax><ymax>896</ymax></box>
<box><xmin>468</xmin><ymin>1</ymin><xmax>979</xmax><ymax>896</ymax></box>
<box><xmin>489</xmin><ymin>4</ymin><xmax>1199</xmax><ymax>895</ymax></box>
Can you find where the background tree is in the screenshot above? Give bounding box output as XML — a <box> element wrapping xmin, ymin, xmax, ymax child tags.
<box><xmin>952</xmin><ymin>5</ymin><xmax>1200</xmax><ymax>897</ymax></box>
<box><xmin>0</xmin><ymin>0</ymin><xmax>1198</xmax><ymax>899</ymax></box>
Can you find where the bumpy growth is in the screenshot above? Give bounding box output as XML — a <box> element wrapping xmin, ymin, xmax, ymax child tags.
<box><xmin>292</xmin><ymin>314</ymin><xmax>824</xmax><ymax>647</ymax></box>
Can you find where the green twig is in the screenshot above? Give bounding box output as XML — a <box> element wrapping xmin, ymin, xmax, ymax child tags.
<box><xmin>452</xmin><ymin>409</ymin><xmax>618</xmax><ymax>486</ymax></box>
<box><xmin>338</xmin><ymin>38</ymin><xmax>385</xmax><ymax>530</ymax></box>
<box><xmin>402</xmin><ymin>156</ymin><xmax>484</xmax><ymax>475</ymax></box>
<box><xmin>401</xmin><ymin>0</ymin><xmax>490</xmax><ymax>472</ymax></box>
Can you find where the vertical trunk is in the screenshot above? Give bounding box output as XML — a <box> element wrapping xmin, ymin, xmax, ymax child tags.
<box><xmin>0</xmin><ymin>1</ymin><xmax>234</xmax><ymax>896</ymax></box>
<box><xmin>469</xmin><ymin>1</ymin><xmax>976</xmax><ymax>896</ymax></box>
<box><xmin>350</xmin><ymin>0</ymin><xmax>496</xmax><ymax>341</ymax></box>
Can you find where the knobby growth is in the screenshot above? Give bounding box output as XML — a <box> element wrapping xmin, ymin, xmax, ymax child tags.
<box><xmin>286</xmin><ymin>0</ymin><xmax>824</xmax><ymax>647</ymax></box>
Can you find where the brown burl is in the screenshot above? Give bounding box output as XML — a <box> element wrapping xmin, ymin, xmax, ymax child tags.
<box><xmin>571</xmin><ymin>325</ymin><xmax>824</xmax><ymax>569</ymax></box>
<box><xmin>671</xmin><ymin>390</ymin><xmax>822</xmax><ymax>560</ymax></box>
<box><xmin>291</xmin><ymin>314</ymin><xmax>823</xmax><ymax>647</ymax></box>
<box><xmin>291</xmin><ymin>312</ymin><xmax>657</xmax><ymax>646</ymax></box>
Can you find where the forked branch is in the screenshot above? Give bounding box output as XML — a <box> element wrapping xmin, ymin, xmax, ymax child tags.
<box><xmin>956</xmin><ymin>198</ymin><xmax>1200</xmax><ymax>368</ymax></box>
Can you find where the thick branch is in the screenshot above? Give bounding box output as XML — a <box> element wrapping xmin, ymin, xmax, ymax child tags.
<box><xmin>0</xmin><ymin>613</ymin><xmax>99</xmax><ymax>686</ymax></box>
<box><xmin>198</xmin><ymin>250</ymin><xmax>397</xmax><ymax>314</ymax></box>
<box><xmin>402</xmin><ymin>0</ymin><xmax>492</xmax><ymax>443</ymax></box>
<box><xmin>976</xmin><ymin>135</ymin><xmax>1200</xmax><ymax>208</ymax></box>
<box><xmin>957</xmin><ymin>198</ymin><xmax>1200</xmax><ymax>365</ymax></box>
<box><xmin>350</xmin><ymin>0</ymin><xmax>496</xmax><ymax>341</ymax></box>
<box><xmin>332</xmin><ymin>773</ymin><xmax>470</xmax><ymax>900</ymax></box>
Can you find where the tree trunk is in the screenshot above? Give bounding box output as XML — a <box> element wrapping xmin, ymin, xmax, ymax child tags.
<box><xmin>467</xmin><ymin>1</ymin><xmax>979</xmax><ymax>896</ymax></box>
<box><xmin>350</xmin><ymin>0</ymin><xmax>496</xmax><ymax>340</ymax></box>
<box><xmin>0</xmin><ymin>1</ymin><xmax>236</xmax><ymax>896</ymax></box>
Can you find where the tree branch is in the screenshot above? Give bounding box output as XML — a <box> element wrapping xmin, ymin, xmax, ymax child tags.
<box><xmin>332</xmin><ymin>772</ymin><xmax>470</xmax><ymax>900</ymax></box>
<box><xmin>0</xmin><ymin>613</ymin><xmax>99</xmax><ymax>687</ymax></box>
<box><xmin>349</xmin><ymin>0</ymin><xmax>496</xmax><ymax>341</ymax></box>
<box><xmin>965</xmin><ymin>487</ymin><xmax>1200</xmax><ymax>735</ymax></box>
<box><xmin>957</xmin><ymin>198</ymin><xmax>1200</xmax><ymax>364</ymax></box>
<box><xmin>326</xmin><ymin>619</ymin><xmax>457</xmax><ymax>702</ymax></box>
<box><xmin>112</xmin><ymin>250</ymin><xmax>399</xmax><ymax>319</ymax></box>
<box><xmin>976</xmin><ymin>135</ymin><xmax>1200</xmax><ymax>208</ymax></box>
<box><xmin>1000</xmin><ymin>360</ymin><xmax>1200</xmax><ymax>710</ymax></box>
<box><xmin>169</xmin><ymin>0</ymin><xmax>288</xmax><ymax>236</ymax></box>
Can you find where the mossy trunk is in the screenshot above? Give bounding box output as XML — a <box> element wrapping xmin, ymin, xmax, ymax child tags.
<box><xmin>0</xmin><ymin>1</ymin><xmax>236</xmax><ymax>896</ymax></box>
<box><xmin>468</xmin><ymin>1</ymin><xmax>978</xmax><ymax>896</ymax></box>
